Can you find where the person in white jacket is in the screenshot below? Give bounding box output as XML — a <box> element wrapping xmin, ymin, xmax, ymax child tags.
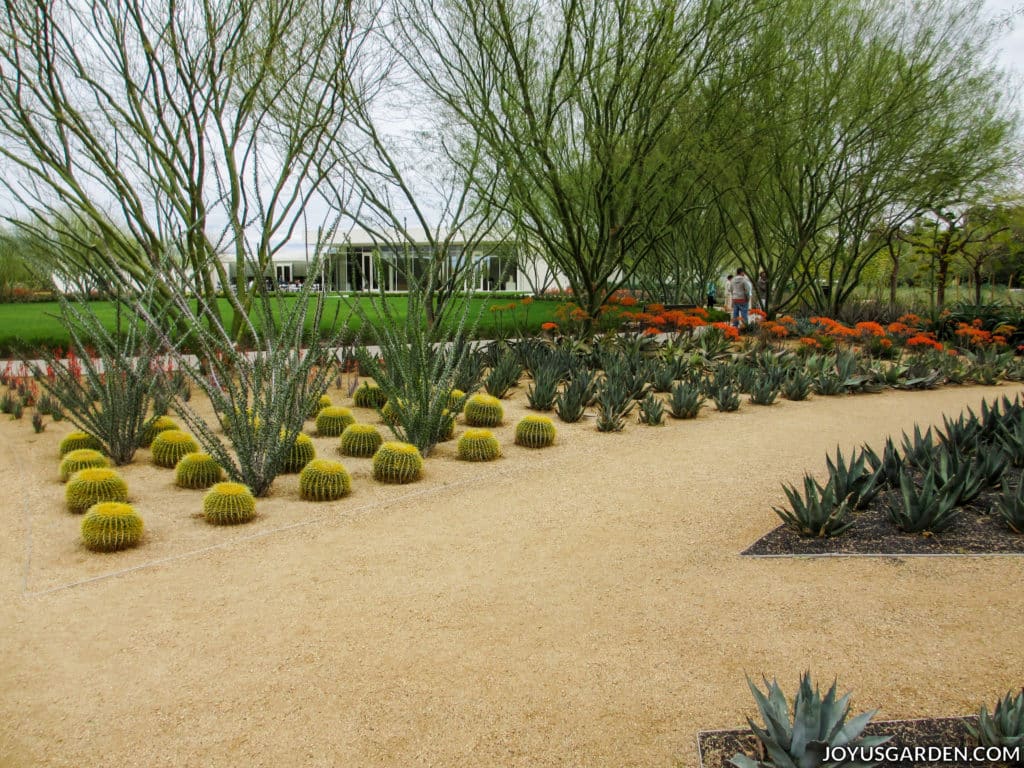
<box><xmin>729</xmin><ymin>268</ymin><xmax>753</xmax><ymax>327</ymax></box>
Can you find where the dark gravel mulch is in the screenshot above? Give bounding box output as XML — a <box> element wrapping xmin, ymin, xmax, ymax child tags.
<box><xmin>698</xmin><ymin>717</ymin><xmax>998</xmax><ymax>768</ymax></box>
<box><xmin>743</xmin><ymin>486</ymin><xmax>1024</xmax><ymax>557</ymax></box>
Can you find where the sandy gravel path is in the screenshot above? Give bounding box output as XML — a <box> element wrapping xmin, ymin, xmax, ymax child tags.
<box><xmin>2</xmin><ymin>382</ymin><xmax>1022</xmax><ymax>768</ymax></box>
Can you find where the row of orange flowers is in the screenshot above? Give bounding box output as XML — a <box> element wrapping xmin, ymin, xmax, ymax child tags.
<box><xmin>540</xmin><ymin>301</ymin><xmax>1017</xmax><ymax>354</ymax></box>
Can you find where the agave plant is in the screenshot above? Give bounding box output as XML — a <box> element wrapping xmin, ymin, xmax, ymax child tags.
<box><xmin>965</xmin><ymin>689</ymin><xmax>1024</xmax><ymax>749</ymax></box>
<box><xmin>729</xmin><ymin>672</ymin><xmax>889</xmax><ymax>768</ymax></box>
<box><xmin>863</xmin><ymin>438</ymin><xmax>903</xmax><ymax>490</ymax></box>
<box><xmin>782</xmin><ymin>368</ymin><xmax>812</xmax><ymax>402</ymax></box>
<box><xmin>668</xmin><ymin>381</ymin><xmax>704</xmax><ymax>420</ymax></box>
<box><xmin>995</xmin><ymin>473</ymin><xmax>1024</xmax><ymax>534</ymax></box>
<box><xmin>749</xmin><ymin>375</ymin><xmax>781</xmax><ymax>406</ymax></box>
<box><xmin>886</xmin><ymin>467</ymin><xmax>961</xmax><ymax>534</ymax></box>
<box><xmin>825</xmin><ymin>446</ymin><xmax>880</xmax><ymax>510</ymax></box>
<box><xmin>712</xmin><ymin>382</ymin><xmax>741</xmax><ymax>412</ymax></box>
<box><xmin>637</xmin><ymin>393</ymin><xmax>665</xmax><ymax>426</ymax></box>
<box><xmin>773</xmin><ymin>475</ymin><xmax>854</xmax><ymax>538</ymax></box>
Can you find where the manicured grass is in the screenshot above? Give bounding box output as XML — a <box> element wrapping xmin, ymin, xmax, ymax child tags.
<box><xmin>0</xmin><ymin>294</ymin><xmax>562</xmax><ymax>355</ymax></box>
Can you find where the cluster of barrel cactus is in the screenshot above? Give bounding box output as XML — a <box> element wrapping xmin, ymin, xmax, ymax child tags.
<box><xmin>81</xmin><ymin>501</ymin><xmax>144</xmax><ymax>551</ymax></box>
<box><xmin>464</xmin><ymin>394</ymin><xmax>504</xmax><ymax>427</ymax></box>
<box><xmin>372</xmin><ymin>441</ymin><xmax>423</xmax><ymax>484</ymax></box>
<box><xmin>174</xmin><ymin>453</ymin><xmax>224</xmax><ymax>489</ymax></box>
<box><xmin>315</xmin><ymin>406</ymin><xmax>356</xmax><ymax>437</ymax></box>
<box><xmin>60</xmin><ymin>449</ymin><xmax>110</xmax><ymax>482</ymax></box>
<box><xmin>339</xmin><ymin>423</ymin><xmax>384</xmax><ymax>457</ymax></box>
<box><xmin>457</xmin><ymin>429</ymin><xmax>501</xmax><ymax>462</ymax></box>
<box><xmin>151</xmin><ymin>430</ymin><xmax>199</xmax><ymax>468</ymax></box>
<box><xmin>203</xmin><ymin>482</ymin><xmax>257</xmax><ymax>525</ymax></box>
<box><xmin>514</xmin><ymin>415</ymin><xmax>557</xmax><ymax>448</ymax></box>
<box><xmin>66</xmin><ymin>468</ymin><xmax>129</xmax><ymax>514</ymax></box>
<box><xmin>299</xmin><ymin>459</ymin><xmax>352</xmax><ymax>501</ymax></box>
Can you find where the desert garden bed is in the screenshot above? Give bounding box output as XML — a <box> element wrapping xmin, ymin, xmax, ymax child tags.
<box><xmin>698</xmin><ymin>717</ymin><xmax>986</xmax><ymax>768</ymax></box>
<box><xmin>743</xmin><ymin>485</ymin><xmax>1024</xmax><ymax>557</ymax></box>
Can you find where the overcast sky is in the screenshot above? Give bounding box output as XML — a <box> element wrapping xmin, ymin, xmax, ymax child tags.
<box><xmin>986</xmin><ymin>0</ymin><xmax>1024</xmax><ymax>87</ymax></box>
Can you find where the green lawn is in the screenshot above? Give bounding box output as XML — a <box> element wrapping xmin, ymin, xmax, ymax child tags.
<box><xmin>0</xmin><ymin>294</ymin><xmax>562</xmax><ymax>355</ymax></box>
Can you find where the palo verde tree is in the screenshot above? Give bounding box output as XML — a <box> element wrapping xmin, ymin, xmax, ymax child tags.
<box><xmin>0</xmin><ymin>0</ymin><xmax>372</xmax><ymax>337</ymax></box>
<box><xmin>392</xmin><ymin>0</ymin><xmax>764</xmax><ymax>331</ymax></box>
<box><xmin>338</xmin><ymin>75</ymin><xmax>509</xmax><ymax>327</ymax></box>
<box><xmin>710</xmin><ymin>0</ymin><xmax>1019</xmax><ymax>317</ymax></box>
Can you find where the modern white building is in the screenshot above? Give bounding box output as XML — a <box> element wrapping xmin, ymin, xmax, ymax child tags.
<box><xmin>216</xmin><ymin>226</ymin><xmax>558</xmax><ymax>293</ymax></box>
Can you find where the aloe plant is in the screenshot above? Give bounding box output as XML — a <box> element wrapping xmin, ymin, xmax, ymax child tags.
<box><xmin>773</xmin><ymin>475</ymin><xmax>854</xmax><ymax>538</ymax></box>
<box><xmin>729</xmin><ymin>672</ymin><xmax>889</xmax><ymax>768</ymax></box>
<box><xmin>966</xmin><ymin>689</ymin><xmax>1024</xmax><ymax>749</ymax></box>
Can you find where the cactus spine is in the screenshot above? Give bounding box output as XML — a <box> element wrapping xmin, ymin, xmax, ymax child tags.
<box><xmin>58</xmin><ymin>431</ymin><xmax>103</xmax><ymax>457</ymax></box>
<box><xmin>66</xmin><ymin>468</ymin><xmax>129</xmax><ymax>514</ymax></box>
<box><xmin>353</xmin><ymin>383</ymin><xmax>387</xmax><ymax>409</ymax></box>
<box><xmin>339</xmin><ymin>423</ymin><xmax>384</xmax><ymax>457</ymax></box>
<box><xmin>151</xmin><ymin>430</ymin><xmax>199</xmax><ymax>468</ymax></box>
<box><xmin>174</xmin><ymin>453</ymin><xmax>224</xmax><ymax>489</ymax></box>
<box><xmin>372</xmin><ymin>441</ymin><xmax>423</xmax><ymax>484</ymax></box>
<box><xmin>203</xmin><ymin>482</ymin><xmax>257</xmax><ymax>525</ymax></box>
<box><xmin>315</xmin><ymin>406</ymin><xmax>356</xmax><ymax>437</ymax></box>
<box><xmin>282</xmin><ymin>433</ymin><xmax>316</xmax><ymax>473</ymax></box>
<box><xmin>464</xmin><ymin>394</ymin><xmax>504</xmax><ymax>427</ymax></box>
<box><xmin>299</xmin><ymin>459</ymin><xmax>352</xmax><ymax>501</ymax></box>
<box><xmin>60</xmin><ymin>449</ymin><xmax>109</xmax><ymax>482</ymax></box>
<box><xmin>515</xmin><ymin>415</ymin><xmax>557</xmax><ymax>448</ymax></box>
<box><xmin>457</xmin><ymin>429</ymin><xmax>501</xmax><ymax>462</ymax></box>
<box><xmin>81</xmin><ymin>502</ymin><xmax>143</xmax><ymax>551</ymax></box>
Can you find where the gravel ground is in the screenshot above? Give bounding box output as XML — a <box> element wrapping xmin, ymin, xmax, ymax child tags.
<box><xmin>2</xmin><ymin>382</ymin><xmax>1023</xmax><ymax>768</ymax></box>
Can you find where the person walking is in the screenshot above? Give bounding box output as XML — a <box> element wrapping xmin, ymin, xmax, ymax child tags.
<box><xmin>724</xmin><ymin>274</ymin><xmax>733</xmax><ymax>314</ymax></box>
<box><xmin>729</xmin><ymin>268</ymin><xmax>753</xmax><ymax>328</ymax></box>
<box><xmin>706</xmin><ymin>278</ymin><xmax>717</xmax><ymax>310</ymax></box>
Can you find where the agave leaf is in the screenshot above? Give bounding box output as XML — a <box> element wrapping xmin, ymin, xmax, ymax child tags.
<box><xmin>727</xmin><ymin>753</ymin><xmax>765</xmax><ymax>768</ymax></box>
<box><xmin>831</xmin><ymin>708</ymin><xmax>878</xmax><ymax>747</ymax></box>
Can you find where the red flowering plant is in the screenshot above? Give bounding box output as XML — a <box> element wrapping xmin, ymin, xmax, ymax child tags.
<box><xmin>656</xmin><ymin>308</ymin><xmax>708</xmax><ymax>346</ymax></box>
